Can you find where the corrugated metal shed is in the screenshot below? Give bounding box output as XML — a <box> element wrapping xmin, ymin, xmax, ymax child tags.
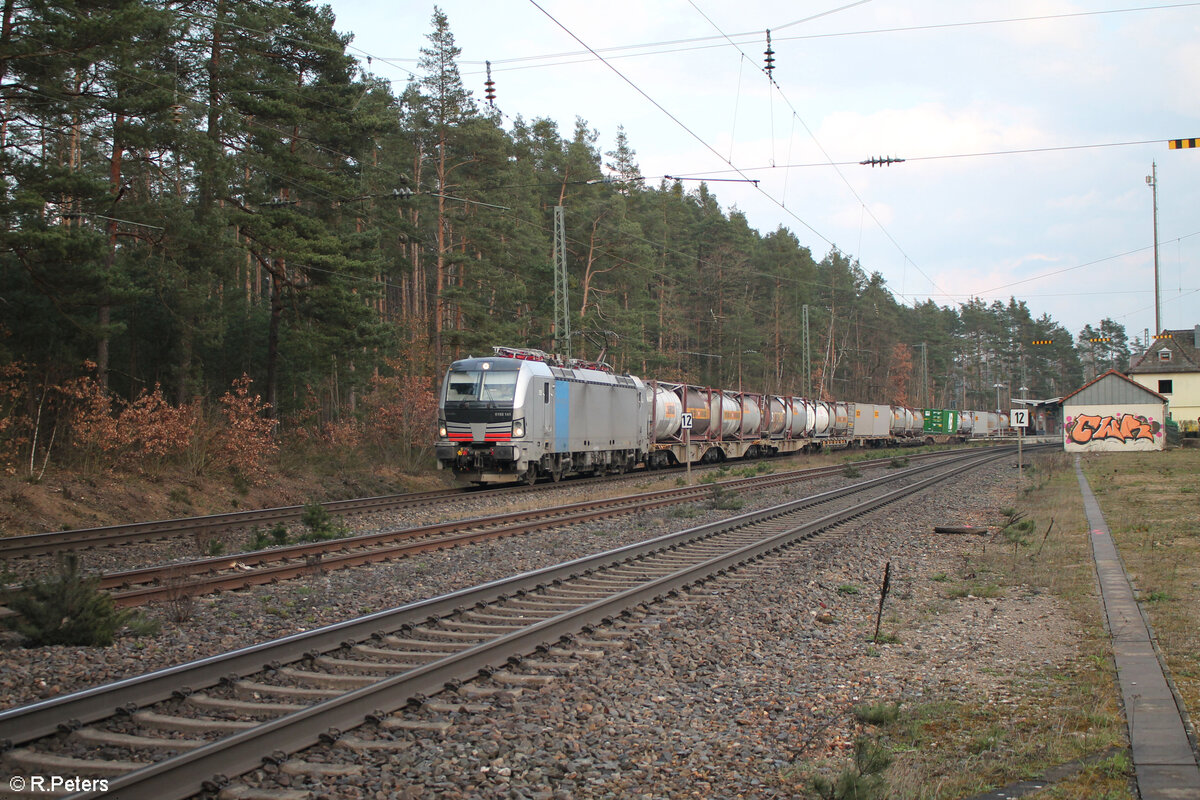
<box><xmin>1061</xmin><ymin>370</ymin><xmax>1166</xmax><ymax>407</ymax></box>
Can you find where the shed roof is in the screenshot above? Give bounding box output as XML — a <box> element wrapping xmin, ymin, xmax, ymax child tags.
<box><xmin>1060</xmin><ymin>369</ymin><xmax>1167</xmax><ymax>406</ymax></box>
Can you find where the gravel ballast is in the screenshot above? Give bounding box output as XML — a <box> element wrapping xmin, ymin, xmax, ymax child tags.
<box><xmin>0</xmin><ymin>456</ymin><xmax>1082</xmax><ymax>799</ymax></box>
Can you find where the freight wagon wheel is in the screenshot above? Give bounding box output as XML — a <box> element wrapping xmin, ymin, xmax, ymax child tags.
<box><xmin>550</xmin><ymin>466</ymin><xmax>563</xmax><ymax>482</ymax></box>
<box><xmin>524</xmin><ymin>465</ymin><xmax>538</xmax><ymax>486</ymax></box>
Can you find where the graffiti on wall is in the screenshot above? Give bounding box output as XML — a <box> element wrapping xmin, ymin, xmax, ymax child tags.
<box><xmin>1064</xmin><ymin>413</ymin><xmax>1161</xmax><ymax>445</ymax></box>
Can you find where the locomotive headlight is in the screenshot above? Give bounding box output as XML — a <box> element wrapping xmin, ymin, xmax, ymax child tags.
<box><xmin>438</xmin><ymin>420</ymin><xmax>447</xmax><ymax>438</ymax></box>
<box><xmin>511</xmin><ymin>418</ymin><xmax>525</xmax><ymax>438</ymax></box>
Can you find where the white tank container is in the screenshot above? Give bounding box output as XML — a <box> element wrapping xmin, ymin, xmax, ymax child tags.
<box><xmin>739</xmin><ymin>395</ymin><xmax>762</xmax><ymax>437</ymax></box>
<box><xmin>813</xmin><ymin>402</ymin><xmax>833</xmax><ymax>436</ymax></box>
<box><xmin>652</xmin><ymin>385</ymin><xmax>682</xmax><ymax>441</ymax></box>
<box><xmin>788</xmin><ymin>398</ymin><xmax>810</xmax><ymax>436</ymax></box>
<box><xmin>678</xmin><ymin>386</ymin><xmax>713</xmax><ymax>436</ymax></box>
<box><xmin>832</xmin><ymin>402</ymin><xmax>850</xmax><ymax>434</ymax></box>
<box><xmin>767</xmin><ymin>396</ymin><xmax>790</xmax><ymax>435</ymax></box>
<box><xmin>718</xmin><ymin>392</ymin><xmax>742</xmax><ymax>437</ymax></box>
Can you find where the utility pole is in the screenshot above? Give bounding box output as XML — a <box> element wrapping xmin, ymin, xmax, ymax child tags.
<box><xmin>1146</xmin><ymin>163</ymin><xmax>1161</xmax><ymax>334</ymax></box>
<box><xmin>923</xmin><ymin>344</ymin><xmax>929</xmax><ymax>408</ymax></box>
<box><xmin>553</xmin><ymin>205</ymin><xmax>570</xmax><ymax>359</ymax></box>
<box><xmin>802</xmin><ymin>304</ymin><xmax>811</xmax><ymax>398</ymax></box>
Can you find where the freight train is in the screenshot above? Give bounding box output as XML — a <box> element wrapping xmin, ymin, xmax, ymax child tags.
<box><xmin>436</xmin><ymin>346</ymin><xmax>1003</xmax><ymax>484</ymax></box>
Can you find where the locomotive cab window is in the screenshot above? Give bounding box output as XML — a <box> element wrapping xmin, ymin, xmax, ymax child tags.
<box><xmin>445</xmin><ymin>370</ymin><xmax>519</xmax><ymax>403</ymax></box>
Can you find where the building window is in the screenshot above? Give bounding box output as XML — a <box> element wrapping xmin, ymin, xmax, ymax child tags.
<box><xmin>1158</xmin><ymin>349</ymin><xmax>1173</xmax><ymax>362</ymax></box>
<box><xmin>1159</xmin><ymin>379</ymin><xmax>1173</xmax><ymax>394</ymax></box>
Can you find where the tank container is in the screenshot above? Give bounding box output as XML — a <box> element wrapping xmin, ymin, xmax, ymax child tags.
<box><xmin>739</xmin><ymin>395</ymin><xmax>762</xmax><ymax>437</ymax></box>
<box><xmin>651</xmin><ymin>385</ymin><xmax>682</xmax><ymax>441</ymax></box>
<box><xmin>767</xmin><ymin>396</ymin><xmax>790</xmax><ymax>435</ymax></box>
<box><xmin>813</xmin><ymin>402</ymin><xmax>833</xmax><ymax>436</ymax></box>
<box><xmin>718</xmin><ymin>393</ymin><xmax>743</xmax><ymax>437</ymax></box>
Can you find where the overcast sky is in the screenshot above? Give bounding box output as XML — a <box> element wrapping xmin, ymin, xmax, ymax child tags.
<box><xmin>324</xmin><ymin>0</ymin><xmax>1200</xmax><ymax>345</ymax></box>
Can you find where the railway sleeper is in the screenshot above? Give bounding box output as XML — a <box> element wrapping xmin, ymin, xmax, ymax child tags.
<box><xmin>454</xmin><ymin>684</ymin><xmax>523</xmax><ymax>700</ymax></box>
<box><xmin>351</xmin><ymin>644</ymin><xmax>445</xmax><ymax>662</ymax></box>
<box><xmin>233</xmin><ymin>680</ymin><xmax>340</xmax><ymax>702</ymax></box>
<box><xmin>278</xmin><ymin>759</ymin><xmax>365</xmax><ymax>778</ymax></box>
<box><xmin>186</xmin><ymin>693</ymin><xmax>306</xmax><ymax>716</ymax></box>
<box><xmin>485</xmin><ymin>672</ymin><xmax>557</xmax><ymax>687</ymax></box>
<box><xmin>332</xmin><ymin>736</ymin><xmax>414</xmax><ymax>753</ymax></box>
<box><xmin>461</xmin><ymin>609</ymin><xmax>560</xmax><ymax>624</ymax></box>
<box><xmin>546</xmin><ymin>646</ymin><xmax>606</xmax><ymax>660</ymax></box>
<box><xmin>437</xmin><ymin>618</ymin><xmax>523</xmax><ymax>634</ymax></box>
<box><xmin>132</xmin><ymin>710</ymin><xmax>257</xmax><ymax>734</ymax></box>
<box><xmin>3</xmin><ymin>748</ymin><xmax>148</xmax><ymax>776</ymax></box>
<box><xmin>378</xmin><ymin>635</ymin><xmax>466</xmax><ymax>651</ymax></box>
<box><xmin>423</xmin><ymin>626</ymin><xmax>499</xmax><ymax>640</ymax></box>
<box><xmin>312</xmin><ymin>655</ymin><xmax>419</xmax><ymax>674</ymax></box>
<box><xmin>71</xmin><ymin>727</ymin><xmax>206</xmax><ymax>751</ymax></box>
<box><xmin>377</xmin><ymin>718</ymin><xmax>454</xmax><ymax>735</ymax></box>
<box><xmin>518</xmin><ymin>659</ymin><xmax>582</xmax><ymax>673</ymax></box>
<box><xmin>275</xmin><ymin>667</ymin><xmax>377</xmax><ymax>689</ymax></box>
<box><xmin>216</xmin><ymin>786</ymin><xmax>310</xmax><ymax>800</ymax></box>
<box><xmin>501</xmin><ymin>597</ymin><xmax>585</xmax><ymax>611</ymax></box>
<box><xmin>571</xmin><ymin>636</ymin><xmax>630</xmax><ymax>651</ymax></box>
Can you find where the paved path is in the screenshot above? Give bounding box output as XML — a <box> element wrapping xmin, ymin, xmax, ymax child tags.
<box><xmin>1077</xmin><ymin>458</ymin><xmax>1200</xmax><ymax>800</ymax></box>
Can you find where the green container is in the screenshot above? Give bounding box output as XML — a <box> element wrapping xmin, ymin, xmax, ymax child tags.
<box><xmin>922</xmin><ymin>408</ymin><xmax>959</xmax><ymax>435</ymax></box>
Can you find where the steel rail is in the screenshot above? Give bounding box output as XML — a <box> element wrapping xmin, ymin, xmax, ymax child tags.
<box><xmin>73</xmin><ymin>448</ymin><xmax>1013</xmax><ymax>800</ymax></box>
<box><xmin>0</xmin><ymin>448</ymin><xmax>1016</xmax><ymax>749</ymax></box>
<box><xmin>0</xmin><ymin>447</ymin><xmax>972</xmax><ymax>560</ymax></box>
<box><xmin>98</xmin><ymin>450</ymin><xmax>992</xmax><ymax>605</ymax></box>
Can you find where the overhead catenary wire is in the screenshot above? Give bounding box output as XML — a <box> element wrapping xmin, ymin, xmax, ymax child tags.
<box><xmin>524</xmin><ymin>0</ymin><xmax>836</xmax><ymax>249</ymax></box>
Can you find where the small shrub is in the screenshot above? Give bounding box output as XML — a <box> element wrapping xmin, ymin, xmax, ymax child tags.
<box><xmin>809</xmin><ymin>736</ymin><xmax>893</xmax><ymax>800</ymax></box>
<box><xmin>707</xmin><ymin>484</ymin><xmax>744</xmax><ymax>511</ymax></box>
<box><xmin>300</xmin><ymin>502</ymin><xmax>349</xmax><ymax>540</ymax></box>
<box><xmin>837</xmin><ymin>584</ymin><xmax>860</xmax><ymax>595</ymax></box>
<box><xmin>854</xmin><ymin>701</ymin><xmax>901</xmax><ymax>726</ymax></box>
<box><xmin>843</xmin><ymin>464</ymin><xmax>862</xmax><ymax>479</ymax></box>
<box><xmin>4</xmin><ymin>556</ymin><xmax>135</xmax><ymax>647</ymax></box>
<box><xmin>888</xmin><ymin>456</ymin><xmax>909</xmax><ymax>468</ymax></box>
<box><xmin>271</xmin><ymin>523</ymin><xmax>289</xmax><ymax>545</ymax></box>
<box><xmin>248</xmin><ymin>528</ymin><xmax>271</xmax><ymax>551</ymax></box>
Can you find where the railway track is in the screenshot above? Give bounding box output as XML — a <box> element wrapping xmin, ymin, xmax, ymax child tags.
<box><xmin>0</xmin><ymin>446</ymin><xmax>1017</xmax><ymax>800</ymax></box>
<box><xmin>0</xmin><ymin>447</ymin><xmax>970</xmax><ymax>562</ymax></box>
<box><xmin>58</xmin><ymin>451</ymin><xmax>975</xmax><ymax>607</ymax></box>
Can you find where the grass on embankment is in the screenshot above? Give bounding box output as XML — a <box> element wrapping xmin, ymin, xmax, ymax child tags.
<box><xmin>793</xmin><ymin>450</ymin><xmax>1138</xmax><ymax>800</ymax></box>
<box><xmin>1080</xmin><ymin>449</ymin><xmax>1200</xmax><ymax>742</ymax></box>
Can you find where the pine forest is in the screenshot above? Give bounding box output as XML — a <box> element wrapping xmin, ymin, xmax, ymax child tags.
<box><xmin>0</xmin><ymin>1</ymin><xmax>1137</xmax><ymax>479</ymax></box>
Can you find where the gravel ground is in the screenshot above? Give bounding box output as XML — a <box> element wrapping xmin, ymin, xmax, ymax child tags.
<box><xmin>0</xmin><ymin>466</ymin><xmax>869</xmax><ymax>709</ymax></box>
<box><xmin>214</xmin><ymin>456</ymin><xmax>1076</xmax><ymax>800</ymax></box>
<box><xmin>0</xmin><ymin>455</ymin><xmax>1079</xmax><ymax>800</ymax></box>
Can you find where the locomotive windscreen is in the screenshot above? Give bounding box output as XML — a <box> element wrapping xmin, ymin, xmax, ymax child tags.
<box><xmin>443</xmin><ymin>367</ymin><xmax>518</xmax><ymax>423</ymax></box>
<box><xmin>445</xmin><ymin>369</ymin><xmax>517</xmax><ymax>403</ymax></box>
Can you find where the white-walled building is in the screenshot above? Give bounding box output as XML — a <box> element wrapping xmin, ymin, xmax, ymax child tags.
<box><xmin>1061</xmin><ymin>370</ymin><xmax>1167</xmax><ymax>453</ymax></box>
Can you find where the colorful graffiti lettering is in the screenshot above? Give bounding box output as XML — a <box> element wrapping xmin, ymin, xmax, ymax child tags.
<box><xmin>1065</xmin><ymin>413</ymin><xmax>1160</xmax><ymax>445</ymax></box>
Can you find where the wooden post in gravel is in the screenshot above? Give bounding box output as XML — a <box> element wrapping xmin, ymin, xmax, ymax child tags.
<box><xmin>873</xmin><ymin>561</ymin><xmax>892</xmax><ymax>644</ymax></box>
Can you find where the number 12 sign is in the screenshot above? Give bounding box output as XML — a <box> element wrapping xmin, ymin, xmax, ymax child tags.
<box><xmin>1011</xmin><ymin>408</ymin><xmax>1029</xmax><ymax>428</ymax></box>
